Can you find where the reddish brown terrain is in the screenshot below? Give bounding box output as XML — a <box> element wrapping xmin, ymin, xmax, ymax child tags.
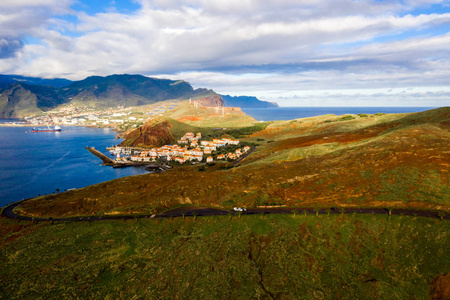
<box><xmin>119</xmin><ymin>118</ymin><xmax>175</xmax><ymax>147</ymax></box>
<box><xmin>13</xmin><ymin>107</ymin><xmax>449</xmax><ymax>218</ymax></box>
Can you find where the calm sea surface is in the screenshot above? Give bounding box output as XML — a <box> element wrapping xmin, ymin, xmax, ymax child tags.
<box><xmin>0</xmin><ymin>125</ymin><xmax>147</xmax><ymax>206</ymax></box>
<box><xmin>241</xmin><ymin>107</ymin><xmax>437</xmax><ymax>121</ymax></box>
<box><xmin>0</xmin><ymin>107</ymin><xmax>438</xmax><ymax>207</ymax></box>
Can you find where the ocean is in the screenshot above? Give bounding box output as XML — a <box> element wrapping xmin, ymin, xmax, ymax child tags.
<box><xmin>241</xmin><ymin>107</ymin><xmax>438</xmax><ymax>121</ymax></box>
<box><xmin>0</xmin><ymin>125</ymin><xmax>147</xmax><ymax>207</ymax></box>
<box><xmin>0</xmin><ymin>106</ymin><xmax>438</xmax><ymax>207</ymax></box>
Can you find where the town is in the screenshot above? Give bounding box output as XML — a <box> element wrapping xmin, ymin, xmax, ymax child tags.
<box><xmin>6</xmin><ymin>103</ymin><xmax>172</xmax><ymax>132</ymax></box>
<box><xmin>108</xmin><ymin>132</ymin><xmax>251</xmax><ymax>165</ymax></box>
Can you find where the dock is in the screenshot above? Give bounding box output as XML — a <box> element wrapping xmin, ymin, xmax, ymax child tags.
<box><xmin>85</xmin><ymin>147</ymin><xmax>115</xmax><ymax>165</ymax></box>
<box><xmin>86</xmin><ymin>146</ymin><xmax>170</xmax><ymax>171</ymax></box>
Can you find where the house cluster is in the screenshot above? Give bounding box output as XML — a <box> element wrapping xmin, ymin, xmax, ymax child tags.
<box><xmin>123</xmin><ymin>132</ymin><xmax>250</xmax><ymax>164</ymax></box>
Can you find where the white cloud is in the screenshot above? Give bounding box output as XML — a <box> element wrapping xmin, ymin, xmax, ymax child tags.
<box><xmin>1</xmin><ymin>0</ymin><xmax>450</xmax><ymax>106</ymax></box>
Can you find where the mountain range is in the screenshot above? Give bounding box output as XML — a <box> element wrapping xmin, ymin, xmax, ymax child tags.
<box><xmin>221</xmin><ymin>94</ymin><xmax>278</xmax><ymax>108</ymax></box>
<box><xmin>0</xmin><ymin>74</ymin><xmax>277</xmax><ymax>118</ymax></box>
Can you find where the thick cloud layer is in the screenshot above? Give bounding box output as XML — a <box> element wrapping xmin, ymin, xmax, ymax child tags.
<box><xmin>1</xmin><ymin>0</ymin><xmax>450</xmax><ymax>106</ymax></box>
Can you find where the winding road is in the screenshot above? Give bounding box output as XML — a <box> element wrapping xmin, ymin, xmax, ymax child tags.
<box><xmin>2</xmin><ymin>199</ymin><xmax>448</xmax><ymax>222</ymax></box>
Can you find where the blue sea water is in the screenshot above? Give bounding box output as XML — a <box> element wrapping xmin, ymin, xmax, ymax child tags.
<box><xmin>0</xmin><ymin>126</ymin><xmax>147</xmax><ymax>207</ymax></box>
<box><xmin>241</xmin><ymin>107</ymin><xmax>438</xmax><ymax>121</ymax></box>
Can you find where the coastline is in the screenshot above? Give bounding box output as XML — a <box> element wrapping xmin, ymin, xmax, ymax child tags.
<box><xmin>0</xmin><ymin>125</ymin><xmax>146</xmax><ymax>206</ymax></box>
<box><xmin>0</xmin><ymin>122</ymin><xmax>123</xmax><ymax>133</ymax></box>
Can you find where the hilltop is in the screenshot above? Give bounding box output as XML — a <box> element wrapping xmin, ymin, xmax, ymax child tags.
<box><xmin>117</xmin><ymin>98</ymin><xmax>258</xmax><ymax>147</ymax></box>
<box><xmin>0</xmin><ymin>74</ymin><xmax>72</xmax><ymax>89</ymax></box>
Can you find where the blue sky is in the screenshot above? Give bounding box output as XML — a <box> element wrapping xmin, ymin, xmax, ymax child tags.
<box><xmin>1</xmin><ymin>0</ymin><xmax>450</xmax><ymax>106</ymax></box>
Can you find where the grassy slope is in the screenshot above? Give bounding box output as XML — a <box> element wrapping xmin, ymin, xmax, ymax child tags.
<box><xmin>15</xmin><ymin>108</ymin><xmax>449</xmax><ymax>218</ymax></box>
<box><xmin>1</xmin><ymin>214</ymin><xmax>448</xmax><ymax>299</ymax></box>
<box><xmin>119</xmin><ymin>100</ymin><xmax>258</xmax><ymax>146</ymax></box>
<box><xmin>165</xmin><ymin>102</ymin><xmax>256</xmax><ymax>128</ymax></box>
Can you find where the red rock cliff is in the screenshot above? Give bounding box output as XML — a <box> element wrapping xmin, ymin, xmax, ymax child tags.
<box><xmin>195</xmin><ymin>95</ymin><xmax>224</xmax><ymax>107</ymax></box>
<box><xmin>120</xmin><ymin>119</ymin><xmax>175</xmax><ymax>147</ymax></box>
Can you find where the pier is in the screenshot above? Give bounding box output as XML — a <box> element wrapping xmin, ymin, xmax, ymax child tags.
<box><xmin>86</xmin><ymin>146</ymin><xmax>170</xmax><ymax>171</ymax></box>
<box><xmin>85</xmin><ymin>147</ymin><xmax>115</xmax><ymax>165</ymax></box>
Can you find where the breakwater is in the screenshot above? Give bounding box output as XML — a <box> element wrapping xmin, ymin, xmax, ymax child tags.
<box><xmin>85</xmin><ymin>147</ymin><xmax>115</xmax><ymax>165</ymax></box>
<box><xmin>86</xmin><ymin>146</ymin><xmax>169</xmax><ymax>171</ymax></box>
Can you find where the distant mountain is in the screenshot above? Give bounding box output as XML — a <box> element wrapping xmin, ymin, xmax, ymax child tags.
<box><xmin>64</xmin><ymin>75</ymin><xmax>200</xmax><ymax>105</ymax></box>
<box><xmin>0</xmin><ymin>74</ymin><xmax>279</xmax><ymax>118</ymax></box>
<box><xmin>0</xmin><ymin>75</ymin><xmax>72</xmax><ymax>89</ymax></box>
<box><xmin>221</xmin><ymin>95</ymin><xmax>278</xmax><ymax>108</ymax></box>
<box><xmin>0</xmin><ymin>74</ymin><xmax>217</xmax><ymax>118</ymax></box>
<box><xmin>0</xmin><ymin>83</ymin><xmax>67</xmax><ymax>118</ymax></box>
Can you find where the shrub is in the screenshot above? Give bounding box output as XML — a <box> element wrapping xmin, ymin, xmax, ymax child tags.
<box><xmin>221</xmin><ymin>198</ymin><xmax>236</xmax><ymax>207</ymax></box>
<box><xmin>339</xmin><ymin>115</ymin><xmax>356</xmax><ymax>121</ymax></box>
<box><xmin>357</xmin><ymin>114</ymin><xmax>368</xmax><ymax>118</ymax></box>
<box><xmin>225</xmin><ymin>123</ymin><xmax>269</xmax><ymax>138</ymax></box>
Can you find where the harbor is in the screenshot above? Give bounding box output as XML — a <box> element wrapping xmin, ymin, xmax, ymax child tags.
<box><xmin>86</xmin><ymin>146</ymin><xmax>170</xmax><ymax>171</ymax></box>
<box><xmin>86</xmin><ymin>131</ymin><xmax>249</xmax><ymax>172</ymax></box>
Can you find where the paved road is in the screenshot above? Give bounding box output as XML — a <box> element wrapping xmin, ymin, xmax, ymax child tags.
<box><xmin>2</xmin><ymin>199</ymin><xmax>448</xmax><ymax>222</ymax></box>
<box><xmin>232</xmin><ymin>146</ymin><xmax>256</xmax><ymax>166</ymax></box>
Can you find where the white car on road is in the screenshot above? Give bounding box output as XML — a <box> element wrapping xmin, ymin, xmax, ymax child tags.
<box><xmin>233</xmin><ymin>207</ymin><xmax>247</xmax><ymax>212</ymax></box>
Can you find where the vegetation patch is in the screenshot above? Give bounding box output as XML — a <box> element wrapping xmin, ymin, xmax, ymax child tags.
<box><xmin>225</xmin><ymin>122</ymin><xmax>269</xmax><ymax>138</ymax></box>
<box><xmin>0</xmin><ymin>215</ymin><xmax>448</xmax><ymax>299</ymax></box>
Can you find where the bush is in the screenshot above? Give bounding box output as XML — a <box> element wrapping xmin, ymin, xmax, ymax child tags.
<box><xmin>375</xmin><ymin>113</ymin><xmax>386</xmax><ymax>116</ymax></box>
<box><xmin>221</xmin><ymin>198</ymin><xmax>236</xmax><ymax>206</ymax></box>
<box><xmin>357</xmin><ymin>114</ymin><xmax>368</xmax><ymax>118</ymax></box>
<box><xmin>339</xmin><ymin>115</ymin><xmax>356</xmax><ymax>121</ymax></box>
<box><xmin>225</xmin><ymin>123</ymin><xmax>269</xmax><ymax>138</ymax></box>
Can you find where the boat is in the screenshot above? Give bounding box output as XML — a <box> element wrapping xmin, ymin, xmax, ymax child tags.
<box><xmin>31</xmin><ymin>125</ymin><xmax>62</xmax><ymax>132</ymax></box>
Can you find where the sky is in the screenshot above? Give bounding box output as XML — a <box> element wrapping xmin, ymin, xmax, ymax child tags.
<box><xmin>1</xmin><ymin>0</ymin><xmax>450</xmax><ymax>107</ymax></box>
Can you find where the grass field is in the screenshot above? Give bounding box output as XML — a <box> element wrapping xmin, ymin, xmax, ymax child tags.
<box><xmin>1</xmin><ymin>214</ymin><xmax>449</xmax><ymax>299</ymax></box>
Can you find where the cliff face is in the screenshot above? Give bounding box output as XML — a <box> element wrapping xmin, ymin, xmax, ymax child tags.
<box><xmin>224</xmin><ymin>107</ymin><xmax>245</xmax><ymax>115</ymax></box>
<box><xmin>195</xmin><ymin>95</ymin><xmax>224</xmax><ymax>107</ymax></box>
<box><xmin>120</xmin><ymin>118</ymin><xmax>175</xmax><ymax>147</ymax></box>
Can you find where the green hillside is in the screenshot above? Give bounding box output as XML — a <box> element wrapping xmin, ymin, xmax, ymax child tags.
<box><xmin>1</xmin><ymin>214</ymin><xmax>448</xmax><ymax>299</ymax></box>
<box><xmin>0</xmin><ymin>83</ymin><xmax>66</xmax><ymax>118</ymax></box>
